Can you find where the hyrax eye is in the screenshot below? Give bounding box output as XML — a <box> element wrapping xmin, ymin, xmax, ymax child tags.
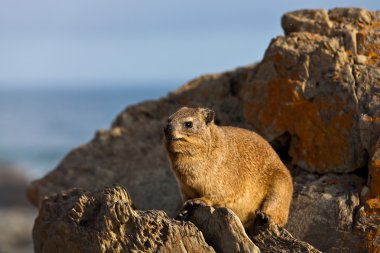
<box><xmin>184</xmin><ymin>121</ymin><xmax>193</xmax><ymax>128</ymax></box>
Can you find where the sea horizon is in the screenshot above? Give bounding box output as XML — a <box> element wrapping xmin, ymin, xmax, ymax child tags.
<box><xmin>0</xmin><ymin>82</ymin><xmax>180</xmax><ymax>180</ymax></box>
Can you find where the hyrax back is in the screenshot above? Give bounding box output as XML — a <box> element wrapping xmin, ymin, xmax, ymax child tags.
<box><xmin>163</xmin><ymin>107</ymin><xmax>293</xmax><ymax>227</ymax></box>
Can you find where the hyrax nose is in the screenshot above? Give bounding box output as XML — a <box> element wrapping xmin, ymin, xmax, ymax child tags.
<box><xmin>164</xmin><ymin>123</ymin><xmax>173</xmax><ymax>136</ymax></box>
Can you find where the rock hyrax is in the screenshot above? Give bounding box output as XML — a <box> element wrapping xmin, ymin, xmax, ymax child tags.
<box><xmin>164</xmin><ymin>107</ymin><xmax>293</xmax><ymax>227</ymax></box>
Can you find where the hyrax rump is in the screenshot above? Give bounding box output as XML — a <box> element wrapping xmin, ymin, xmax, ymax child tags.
<box><xmin>163</xmin><ymin>107</ymin><xmax>293</xmax><ymax>227</ymax></box>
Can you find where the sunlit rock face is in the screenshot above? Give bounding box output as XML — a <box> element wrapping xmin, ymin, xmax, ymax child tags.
<box><xmin>242</xmin><ymin>8</ymin><xmax>380</xmax><ymax>173</ymax></box>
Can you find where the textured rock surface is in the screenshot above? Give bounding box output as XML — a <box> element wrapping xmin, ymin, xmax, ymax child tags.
<box><xmin>250</xmin><ymin>223</ymin><xmax>321</xmax><ymax>253</ymax></box>
<box><xmin>28</xmin><ymin>8</ymin><xmax>380</xmax><ymax>252</ymax></box>
<box><xmin>188</xmin><ymin>205</ymin><xmax>320</xmax><ymax>253</ymax></box>
<box><xmin>365</xmin><ymin>138</ymin><xmax>380</xmax><ymax>253</ymax></box>
<box><xmin>287</xmin><ymin>172</ymin><xmax>366</xmax><ymax>252</ymax></box>
<box><xmin>34</xmin><ymin>185</ymin><xmax>323</xmax><ymax>253</ymax></box>
<box><xmin>243</xmin><ymin>8</ymin><xmax>380</xmax><ymax>173</ymax></box>
<box><xmin>188</xmin><ymin>205</ymin><xmax>260</xmax><ymax>253</ymax></box>
<box><xmin>33</xmin><ymin>186</ymin><xmax>216</xmax><ymax>253</ymax></box>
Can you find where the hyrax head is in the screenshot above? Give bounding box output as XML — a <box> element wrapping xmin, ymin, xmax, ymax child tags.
<box><xmin>164</xmin><ymin>107</ymin><xmax>215</xmax><ymax>151</ymax></box>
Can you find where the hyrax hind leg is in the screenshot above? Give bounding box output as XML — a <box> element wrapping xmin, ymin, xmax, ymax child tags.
<box><xmin>260</xmin><ymin>169</ymin><xmax>293</xmax><ymax>226</ymax></box>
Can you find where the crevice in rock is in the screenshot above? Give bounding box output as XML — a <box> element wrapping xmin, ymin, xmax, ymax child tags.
<box><xmin>351</xmin><ymin>65</ymin><xmax>360</xmax><ymax>108</ymax></box>
<box><xmin>270</xmin><ymin>131</ymin><xmax>292</xmax><ymax>164</ymax></box>
<box><xmin>352</xmin><ymin>149</ymin><xmax>369</xmax><ymax>181</ymax></box>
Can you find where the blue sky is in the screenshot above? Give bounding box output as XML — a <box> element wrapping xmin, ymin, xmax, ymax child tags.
<box><xmin>0</xmin><ymin>0</ymin><xmax>378</xmax><ymax>88</ymax></box>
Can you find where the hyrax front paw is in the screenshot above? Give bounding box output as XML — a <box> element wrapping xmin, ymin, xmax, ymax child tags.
<box><xmin>254</xmin><ymin>210</ymin><xmax>272</xmax><ymax>226</ymax></box>
<box><xmin>176</xmin><ymin>197</ymin><xmax>211</xmax><ymax>220</ymax></box>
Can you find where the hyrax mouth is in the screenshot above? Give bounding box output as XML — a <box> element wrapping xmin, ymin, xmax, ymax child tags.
<box><xmin>166</xmin><ymin>136</ymin><xmax>185</xmax><ymax>142</ymax></box>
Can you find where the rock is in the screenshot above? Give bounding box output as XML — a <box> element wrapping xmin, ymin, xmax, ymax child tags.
<box><xmin>33</xmin><ymin>185</ymin><xmax>322</xmax><ymax>253</ymax></box>
<box><xmin>187</xmin><ymin>205</ymin><xmax>320</xmax><ymax>253</ymax></box>
<box><xmin>250</xmin><ymin>223</ymin><xmax>321</xmax><ymax>253</ymax></box>
<box><xmin>187</xmin><ymin>205</ymin><xmax>260</xmax><ymax>253</ymax></box>
<box><xmin>356</xmin><ymin>202</ymin><xmax>380</xmax><ymax>253</ymax></box>
<box><xmin>286</xmin><ymin>172</ymin><xmax>366</xmax><ymax>252</ymax></box>
<box><xmin>281</xmin><ymin>9</ymin><xmax>332</xmax><ymax>35</ymax></box>
<box><xmin>27</xmin><ymin>7</ymin><xmax>380</xmax><ymax>252</ymax></box>
<box><xmin>33</xmin><ymin>186</ymin><xmax>216</xmax><ymax>253</ymax></box>
<box><xmin>364</xmin><ymin>138</ymin><xmax>380</xmax><ymax>252</ymax></box>
<box><xmin>243</xmin><ymin>8</ymin><xmax>380</xmax><ymax>173</ymax></box>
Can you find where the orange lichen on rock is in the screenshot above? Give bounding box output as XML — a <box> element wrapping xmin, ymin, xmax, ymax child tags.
<box><xmin>356</xmin><ymin>26</ymin><xmax>380</xmax><ymax>66</ymax></box>
<box><xmin>243</xmin><ymin>78</ymin><xmax>354</xmax><ymax>173</ymax></box>
<box><xmin>366</xmin><ymin>140</ymin><xmax>380</xmax><ymax>253</ymax></box>
<box><xmin>367</xmin><ymin>50</ymin><xmax>380</xmax><ymax>65</ymax></box>
<box><xmin>367</xmin><ymin>230</ymin><xmax>380</xmax><ymax>253</ymax></box>
<box><xmin>365</xmin><ymin>197</ymin><xmax>380</xmax><ymax>253</ymax></box>
<box><xmin>370</xmin><ymin>161</ymin><xmax>380</xmax><ymax>198</ymax></box>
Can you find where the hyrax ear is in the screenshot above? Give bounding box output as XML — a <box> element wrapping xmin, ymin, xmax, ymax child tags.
<box><xmin>201</xmin><ymin>108</ymin><xmax>215</xmax><ymax>125</ymax></box>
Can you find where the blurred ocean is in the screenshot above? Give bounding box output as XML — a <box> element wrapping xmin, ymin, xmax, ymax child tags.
<box><xmin>0</xmin><ymin>84</ymin><xmax>177</xmax><ymax>179</ymax></box>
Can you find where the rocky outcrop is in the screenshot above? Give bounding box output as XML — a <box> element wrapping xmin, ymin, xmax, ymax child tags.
<box><xmin>33</xmin><ymin>185</ymin><xmax>323</xmax><ymax>253</ymax></box>
<box><xmin>29</xmin><ymin>8</ymin><xmax>380</xmax><ymax>252</ymax></box>
<box><xmin>243</xmin><ymin>8</ymin><xmax>380</xmax><ymax>173</ymax></box>
<box><xmin>33</xmin><ymin>186</ymin><xmax>216</xmax><ymax>253</ymax></box>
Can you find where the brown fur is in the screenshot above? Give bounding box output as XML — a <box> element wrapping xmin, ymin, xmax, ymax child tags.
<box><xmin>164</xmin><ymin>107</ymin><xmax>293</xmax><ymax>227</ymax></box>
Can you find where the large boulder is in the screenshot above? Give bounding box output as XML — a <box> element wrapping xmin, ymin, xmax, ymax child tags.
<box><xmin>243</xmin><ymin>8</ymin><xmax>380</xmax><ymax>173</ymax></box>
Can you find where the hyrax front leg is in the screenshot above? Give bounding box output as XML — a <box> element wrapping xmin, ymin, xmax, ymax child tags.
<box><xmin>259</xmin><ymin>170</ymin><xmax>293</xmax><ymax>226</ymax></box>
